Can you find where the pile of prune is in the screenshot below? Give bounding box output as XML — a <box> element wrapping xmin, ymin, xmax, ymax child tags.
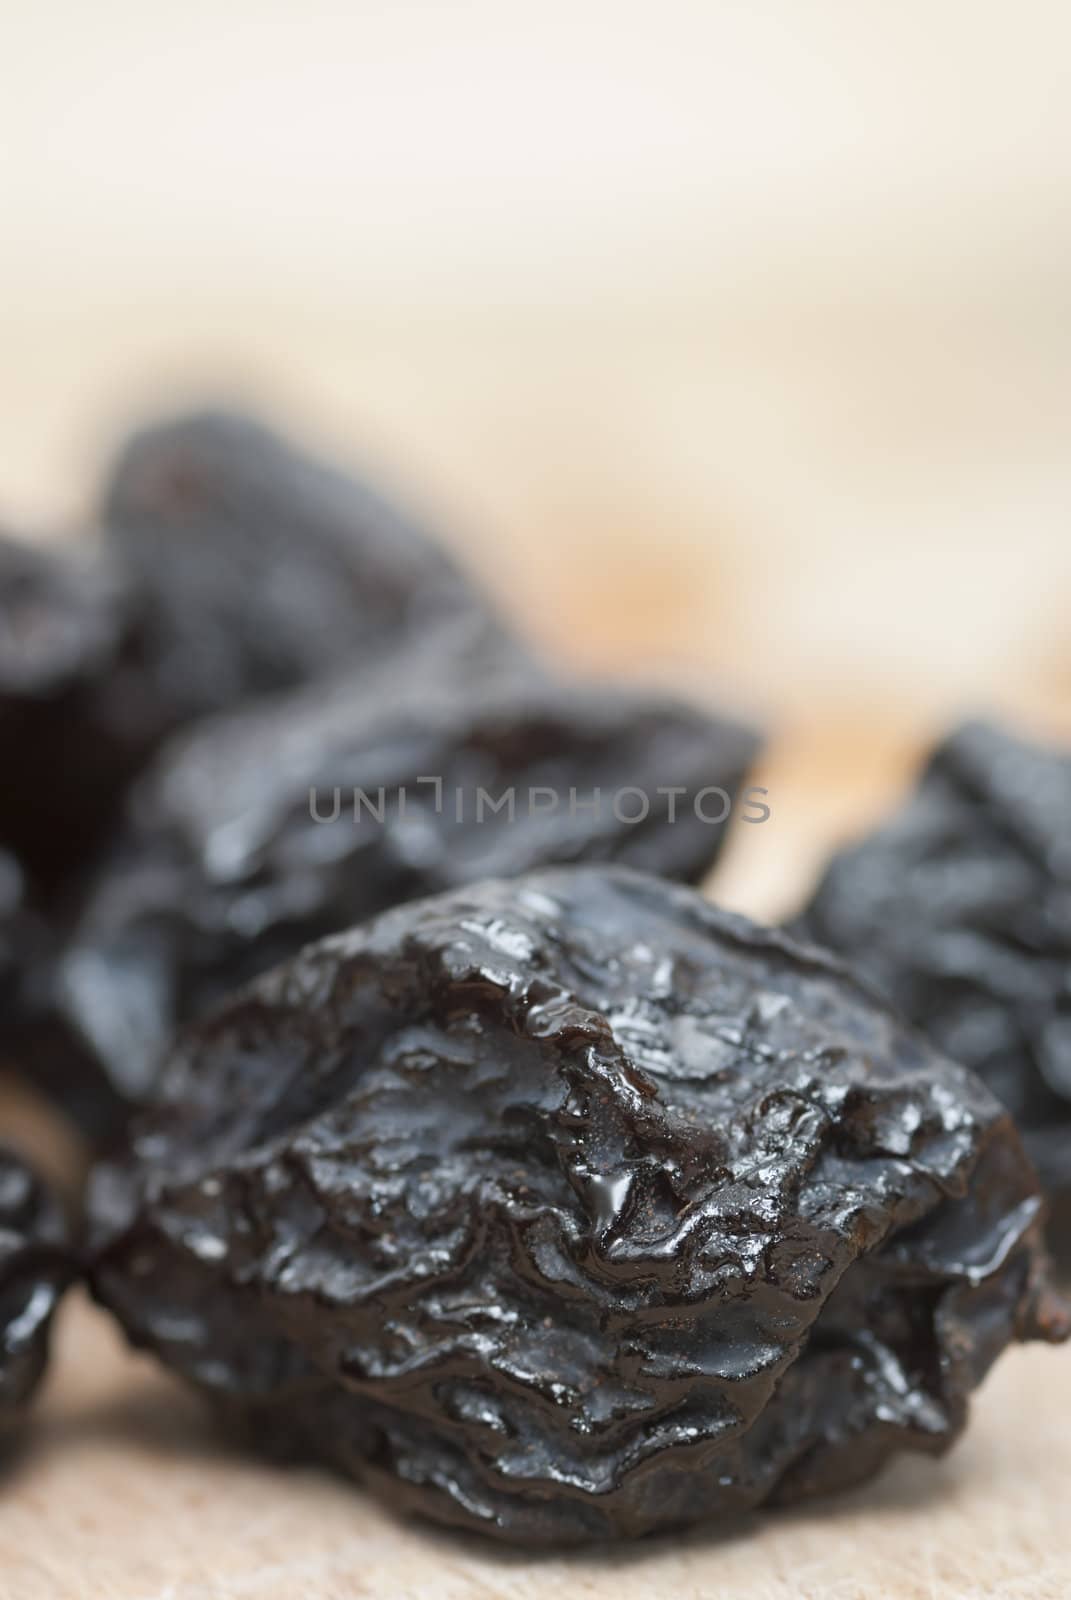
<box><xmin>89</xmin><ymin>866</ymin><xmax>1066</xmax><ymax>1544</ymax></box>
<box><xmin>52</xmin><ymin>631</ymin><xmax>758</xmax><ymax>1133</ymax></box>
<box><xmin>0</xmin><ymin>1147</ymin><xmax>70</xmax><ymax>1424</ymax></box>
<box><xmin>0</xmin><ymin>531</ymin><xmax>136</xmax><ymax>896</ymax></box>
<box><xmin>796</xmin><ymin>721</ymin><xmax>1071</xmax><ymax>1236</ymax></box>
<box><xmin>2</xmin><ymin>410</ymin><xmax>759</xmax><ymax>1143</ymax></box>
<box><xmin>0</xmin><ymin>407</ymin><xmax>1067</xmax><ymax>1548</ymax></box>
<box><xmin>0</xmin><ymin>412</ymin><xmax>507</xmax><ymax>899</ymax></box>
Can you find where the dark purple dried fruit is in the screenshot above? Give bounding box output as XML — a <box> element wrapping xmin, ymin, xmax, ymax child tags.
<box><xmin>0</xmin><ymin>850</ymin><xmax>31</xmax><ymax>1016</ymax></box>
<box><xmin>0</xmin><ymin>1146</ymin><xmax>71</xmax><ymax>1423</ymax></box>
<box><xmin>89</xmin><ymin>866</ymin><xmax>1066</xmax><ymax>1545</ymax></box>
<box><xmin>0</xmin><ymin>531</ymin><xmax>137</xmax><ymax>896</ymax></box>
<box><xmin>0</xmin><ymin>853</ymin><xmax>76</xmax><ymax>1120</ymax></box>
<box><xmin>795</xmin><ymin>720</ymin><xmax>1071</xmax><ymax>1243</ymax></box>
<box><xmin>102</xmin><ymin>407</ymin><xmax>511</xmax><ymax>728</ymax></box>
<box><xmin>0</xmin><ymin>411</ymin><xmax>507</xmax><ymax>901</ymax></box>
<box><xmin>1</xmin><ymin>412</ymin><xmax>524</xmax><ymax>1126</ymax></box>
<box><xmin>55</xmin><ymin>641</ymin><xmax>760</xmax><ymax>1132</ymax></box>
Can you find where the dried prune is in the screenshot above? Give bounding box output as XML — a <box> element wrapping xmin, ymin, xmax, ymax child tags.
<box><xmin>55</xmin><ymin>639</ymin><xmax>760</xmax><ymax>1133</ymax></box>
<box><xmin>1</xmin><ymin>413</ymin><xmax>527</xmax><ymax>1125</ymax></box>
<box><xmin>0</xmin><ymin>851</ymin><xmax>31</xmax><ymax>1016</ymax></box>
<box><xmin>0</xmin><ymin>531</ymin><xmax>138</xmax><ymax>895</ymax></box>
<box><xmin>795</xmin><ymin>720</ymin><xmax>1071</xmax><ymax>1239</ymax></box>
<box><xmin>0</xmin><ymin>411</ymin><xmax>508</xmax><ymax>900</ymax></box>
<box><xmin>0</xmin><ymin>853</ymin><xmax>66</xmax><ymax>1107</ymax></box>
<box><xmin>102</xmin><ymin>407</ymin><xmax>511</xmax><ymax>727</ymax></box>
<box><xmin>88</xmin><ymin>865</ymin><xmax>1066</xmax><ymax>1545</ymax></box>
<box><xmin>0</xmin><ymin>1146</ymin><xmax>71</xmax><ymax>1423</ymax></box>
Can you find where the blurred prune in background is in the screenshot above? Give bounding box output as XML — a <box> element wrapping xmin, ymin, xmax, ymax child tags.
<box><xmin>0</xmin><ymin>409</ymin><xmax>512</xmax><ymax>905</ymax></box>
<box><xmin>0</xmin><ymin>852</ymin><xmax>34</xmax><ymax>1016</ymax></box>
<box><xmin>0</xmin><ymin>409</ymin><xmax>518</xmax><ymax>1131</ymax></box>
<box><xmin>52</xmin><ymin>631</ymin><xmax>760</xmax><ymax>1135</ymax></box>
<box><xmin>102</xmin><ymin>408</ymin><xmax>515</xmax><ymax>728</ymax></box>
<box><xmin>795</xmin><ymin>720</ymin><xmax>1071</xmax><ymax>1256</ymax></box>
<box><xmin>88</xmin><ymin>865</ymin><xmax>1066</xmax><ymax>1545</ymax></box>
<box><xmin>0</xmin><ymin>532</ymin><xmax>138</xmax><ymax>898</ymax></box>
<box><xmin>0</xmin><ymin>1145</ymin><xmax>71</xmax><ymax>1426</ymax></box>
<box><xmin>0</xmin><ymin>405</ymin><xmax>761</xmax><ymax>1143</ymax></box>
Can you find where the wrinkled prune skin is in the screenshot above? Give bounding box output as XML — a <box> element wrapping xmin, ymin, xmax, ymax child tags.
<box><xmin>89</xmin><ymin>866</ymin><xmax>1066</xmax><ymax>1545</ymax></box>
<box><xmin>56</xmin><ymin>641</ymin><xmax>759</xmax><ymax>1131</ymax></box>
<box><xmin>795</xmin><ymin>721</ymin><xmax>1071</xmax><ymax>1233</ymax></box>
<box><xmin>102</xmin><ymin>408</ymin><xmax>510</xmax><ymax>727</ymax></box>
<box><xmin>0</xmin><ymin>1147</ymin><xmax>71</xmax><ymax>1422</ymax></box>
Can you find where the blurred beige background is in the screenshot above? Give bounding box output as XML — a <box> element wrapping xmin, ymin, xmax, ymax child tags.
<box><xmin>2</xmin><ymin>0</ymin><xmax>1069</xmax><ymax>740</ymax></box>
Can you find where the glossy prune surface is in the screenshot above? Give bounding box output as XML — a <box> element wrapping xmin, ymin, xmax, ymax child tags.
<box><xmin>56</xmin><ymin>643</ymin><xmax>760</xmax><ymax>1128</ymax></box>
<box><xmin>0</xmin><ymin>1147</ymin><xmax>71</xmax><ymax>1421</ymax></box>
<box><xmin>796</xmin><ymin>721</ymin><xmax>1071</xmax><ymax>1228</ymax></box>
<box><xmin>89</xmin><ymin>866</ymin><xmax>1066</xmax><ymax>1545</ymax></box>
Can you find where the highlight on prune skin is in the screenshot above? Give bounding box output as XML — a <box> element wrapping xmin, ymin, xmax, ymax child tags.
<box><xmin>88</xmin><ymin>866</ymin><xmax>1067</xmax><ymax>1546</ymax></box>
<box><xmin>54</xmin><ymin>644</ymin><xmax>760</xmax><ymax>1134</ymax></box>
<box><xmin>102</xmin><ymin>407</ymin><xmax>511</xmax><ymax>727</ymax></box>
<box><xmin>794</xmin><ymin>720</ymin><xmax>1071</xmax><ymax>1241</ymax></box>
<box><xmin>0</xmin><ymin>1146</ymin><xmax>72</xmax><ymax>1424</ymax></box>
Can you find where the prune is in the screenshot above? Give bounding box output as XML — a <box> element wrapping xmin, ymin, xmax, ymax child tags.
<box><xmin>88</xmin><ymin>865</ymin><xmax>1066</xmax><ymax>1545</ymax></box>
<box><xmin>0</xmin><ymin>1146</ymin><xmax>71</xmax><ymax>1423</ymax></box>
<box><xmin>795</xmin><ymin>720</ymin><xmax>1071</xmax><ymax>1235</ymax></box>
<box><xmin>0</xmin><ymin>411</ymin><xmax>507</xmax><ymax>900</ymax></box>
<box><xmin>0</xmin><ymin>854</ymin><xmax>68</xmax><ymax>1110</ymax></box>
<box><xmin>0</xmin><ymin>850</ymin><xmax>31</xmax><ymax>1015</ymax></box>
<box><xmin>0</xmin><ymin>531</ymin><xmax>137</xmax><ymax>895</ymax></box>
<box><xmin>55</xmin><ymin>638</ymin><xmax>760</xmax><ymax>1132</ymax></box>
<box><xmin>102</xmin><ymin>407</ymin><xmax>510</xmax><ymax>727</ymax></box>
<box><xmin>1</xmin><ymin>413</ymin><xmax>525</xmax><ymax>1125</ymax></box>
